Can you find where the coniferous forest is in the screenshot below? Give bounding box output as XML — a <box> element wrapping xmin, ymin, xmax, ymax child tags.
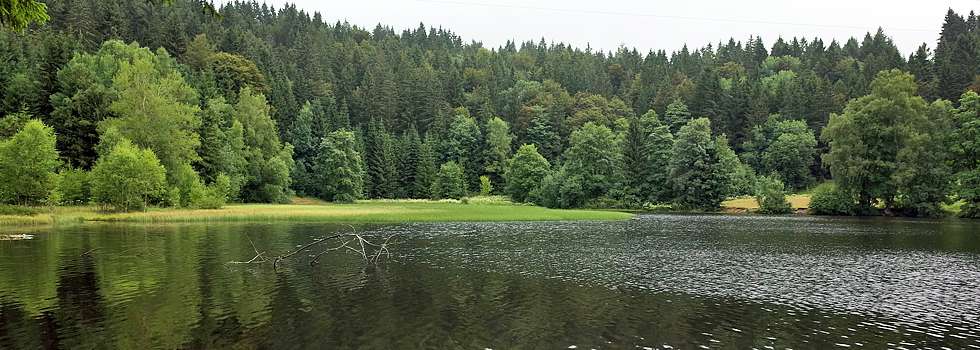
<box><xmin>0</xmin><ymin>0</ymin><xmax>978</xmax><ymax>217</ymax></box>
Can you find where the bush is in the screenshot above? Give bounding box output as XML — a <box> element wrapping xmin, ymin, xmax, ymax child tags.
<box><xmin>431</xmin><ymin>161</ymin><xmax>466</xmax><ymax>199</ymax></box>
<box><xmin>504</xmin><ymin>144</ymin><xmax>551</xmax><ymax>203</ymax></box>
<box><xmin>479</xmin><ymin>175</ymin><xmax>492</xmax><ymax>196</ymax></box>
<box><xmin>0</xmin><ymin>120</ymin><xmax>61</xmax><ymax>205</ymax></box>
<box><xmin>193</xmin><ymin>174</ymin><xmax>231</xmax><ymax>209</ymax></box>
<box><xmin>91</xmin><ymin>141</ymin><xmax>167</xmax><ymax>212</ymax></box>
<box><xmin>756</xmin><ymin>176</ymin><xmax>792</xmax><ymax>214</ymax></box>
<box><xmin>532</xmin><ymin>166</ymin><xmax>585</xmax><ymax>209</ymax></box>
<box><xmin>809</xmin><ymin>182</ymin><xmax>857</xmax><ymax>216</ymax></box>
<box><xmin>57</xmin><ymin>169</ymin><xmax>91</xmax><ymax>205</ymax></box>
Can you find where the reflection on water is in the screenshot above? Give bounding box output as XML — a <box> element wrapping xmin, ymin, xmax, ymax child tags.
<box><xmin>0</xmin><ymin>216</ymin><xmax>978</xmax><ymax>349</ymax></box>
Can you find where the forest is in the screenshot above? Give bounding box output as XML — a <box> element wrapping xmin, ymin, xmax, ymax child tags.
<box><xmin>0</xmin><ymin>0</ymin><xmax>978</xmax><ymax>217</ymax></box>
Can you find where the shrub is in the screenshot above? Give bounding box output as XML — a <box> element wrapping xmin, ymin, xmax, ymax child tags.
<box><xmin>91</xmin><ymin>141</ymin><xmax>167</xmax><ymax>212</ymax></box>
<box><xmin>57</xmin><ymin>169</ymin><xmax>91</xmax><ymax>205</ymax></box>
<box><xmin>431</xmin><ymin>161</ymin><xmax>466</xmax><ymax>199</ymax></box>
<box><xmin>193</xmin><ymin>174</ymin><xmax>231</xmax><ymax>209</ymax></box>
<box><xmin>479</xmin><ymin>175</ymin><xmax>492</xmax><ymax>196</ymax></box>
<box><xmin>504</xmin><ymin>144</ymin><xmax>551</xmax><ymax>203</ymax></box>
<box><xmin>756</xmin><ymin>175</ymin><xmax>792</xmax><ymax>214</ymax></box>
<box><xmin>0</xmin><ymin>120</ymin><xmax>61</xmax><ymax>205</ymax></box>
<box><xmin>809</xmin><ymin>182</ymin><xmax>857</xmax><ymax>216</ymax></box>
<box><xmin>532</xmin><ymin>166</ymin><xmax>585</xmax><ymax>209</ymax></box>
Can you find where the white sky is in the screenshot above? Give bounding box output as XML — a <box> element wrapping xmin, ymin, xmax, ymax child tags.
<box><xmin>239</xmin><ymin>0</ymin><xmax>979</xmax><ymax>55</ymax></box>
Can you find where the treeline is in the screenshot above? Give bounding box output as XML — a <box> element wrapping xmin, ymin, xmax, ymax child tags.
<box><xmin>0</xmin><ymin>0</ymin><xmax>978</xmax><ymax>216</ymax></box>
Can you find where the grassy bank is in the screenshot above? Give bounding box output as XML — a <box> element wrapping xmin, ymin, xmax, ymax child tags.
<box><xmin>0</xmin><ymin>198</ymin><xmax>632</xmax><ymax>227</ymax></box>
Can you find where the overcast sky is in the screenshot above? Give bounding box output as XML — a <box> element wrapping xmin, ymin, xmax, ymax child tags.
<box><xmin>238</xmin><ymin>0</ymin><xmax>978</xmax><ymax>55</ymax></box>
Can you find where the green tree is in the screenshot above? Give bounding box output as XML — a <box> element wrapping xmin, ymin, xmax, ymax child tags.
<box><xmin>49</xmin><ymin>41</ymin><xmax>177</xmax><ymax>168</ymax></box>
<box><xmin>622</xmin><ymin>110</ymin><xmax>674</xmax><ymax>205</ymax></box>
<box><xmin>289</xmin><ymin>101</ymin><xmax>317</xmax><ymax>195</ymax></box>
<box><xmin>524</xmin><ymin>109</ymin><xmax>561</xmax><ymax>161</ymax></box>
<box><xmin>415</xmin><ymin>133</ymin><xmax>438</xmax><ymax>199</ymax></box>
<box><xmin>483</xmin><ymin>117</ymin><xmax>513</xmax><ymax>185</ymax></box>
<box><xmin>90</xmin><ymin>139</ymin><xmax>167</xmax><ymax>211</ymax></box>
<box><xmin>742</xmin><ymin>116</ymin><xmax>817</xmax><ymax>190</ymax></box>
<box><xmin>57</xmin><ymin>168</ymin><xmax>90</xmax><ymax>205</ymax></box>
<box><xmin>0</xmin><ymin>0</ymin><xmax>48</xmax><ymax>31</ymax></box>
<box><xmin>105</xmin><ymin>51</ymin><xmax>201</xmax><ymax>179</ymax></box>
<box><xmin>756</xmin><ymin>175</ymin><xmax>792</xmax><ymax>214</ymax></box>
<box><xmin>664</xmin><ymin>99</ymin><xmax>692</xmax><ymax>134</ymax></box>
<box><xmin>935</xmin><ymin>10</ymin><xmax>978</xmax><ymax>102</ymax></box>
<box><xmin>952</xmin><ymin>91</ymin><xmax>980</xmax><ymax>217</ymax></box>
<box><xmin>563</xmin><ymin>122</ymin><xmax>622</xmax><ymax>203</ymax></box>
<box><xmin>396</xmin><ymin>126</ymin><xmax>422</xmax><ymax>198</ymax></box>
<box><xmin>431</xmin><ymin>161</ymin><xmax>466</xmax><ymax>200</ymax></box>
<box><xmin>196</xmin><ymin>97</ymin><xmax>247</xmax><ymax>200</ymax></box>
<box><xmin>364</xmin><ymin>118</ymin><xmax>397</xmax><ymax>198</ymax></box>
<box><xmin>208</xmin><ymin>52</ymin><xmax>268</xmax><ymax>100</ymax></box>
<box><xmin>479</xmin><ymin>175</ymin><xmax>492</xmax><ymax>196</ymax></box>
<box><xmin>235</xmin><ymin>87</ymin><xmax>293</xmax><ymax>203</ymax></box>
<box><xmin>440</xmin><ymin>109</ymin><xmax>482</xmax><ymax>191</ymax></box>
<box><xmin>312</xmin><ymin>130</ymin><xmax>364</xmax><ymax>202</ymax></box>
<box><xmin>532</xmin><ymin>166</ymin><xmax>585</xmax><ymax>209</ymax></box>
<box><xmin>0</xmin><ymin>119</ymin><xmax>60</xmax><ymax>205</ymax></box>
<box><xmin>503</xmin><ymin>144</ymin><xmax>551</xmax><ymax>203</ymax></box>
<box><xmin>669</xmin><ymin>118</ymin><xmax>729</xmax><ymax>210</ymax></box>
<box><xmin>822</xmin><ymin>70</ymin><xmax>952</xmax><ymax>216</ymax></box>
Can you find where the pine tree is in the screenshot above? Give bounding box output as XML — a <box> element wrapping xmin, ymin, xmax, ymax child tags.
<box><xmin>664</xmin><ymin>99</ymin><xmax>692</xmax><ymax>134</ymax></box>
<box><xmin>415</xmin><ymin>133</ymin><xmax>438</xmax><ymax>199</ymax></box>
<box><xmin>364</xmin><ymin>118</ymin><xmax>397</xmax><ymax>198</ymax></box>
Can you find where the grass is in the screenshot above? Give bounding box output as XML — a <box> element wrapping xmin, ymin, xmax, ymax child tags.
<box><xmin>0</xmin><ymin>197</ymin><xmax>632</xmax><ymax>227</ymax></box>
<box><xmin>722</xmin><ymin>194</ymin><xmax>812</xmax><ymax>212</ymax></box>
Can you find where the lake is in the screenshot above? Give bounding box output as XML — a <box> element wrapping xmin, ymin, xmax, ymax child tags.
<box><xmin>1</xmin><ymin>215</ymin><xmax>979</xmax><ymax>349</ymax></box>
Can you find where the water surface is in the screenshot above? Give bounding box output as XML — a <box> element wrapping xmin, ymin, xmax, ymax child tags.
<box><xmin>1</xmin><ymin>215</ymin><xmax>978</xmax><ymax>349</ymax></box>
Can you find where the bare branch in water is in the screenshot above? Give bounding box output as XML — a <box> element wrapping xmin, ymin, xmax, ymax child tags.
<box><xmin>228</xmin><ymin>227</ymin><xmax>399</xmax><ymax>270</ymax></box>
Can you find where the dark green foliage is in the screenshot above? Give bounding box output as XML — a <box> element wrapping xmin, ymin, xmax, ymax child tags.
<box><xmin>563</xmin><ymin>122</ymin><xmax>622</xmax><ymax>203</ymax></box>
<box><xmin>669</xmin><ymin>118</ymin><xmax>730</xmax><ymax>210</ymax></box>
<box><xmin>741</xmin><ymin>116</ymin><xmax>817</xmax><ymax>190</ymax></box>
<box><xmin>952</xmin><ymin>91</ymin><xmax>980</xmax><ymax>217</ymax></box>
<box><xmin>396</xmin><ymin>126</ymin><xmax>422</xmax><ymax>198</ymax></box>
<box><xmin>504</xmin><ymin>144</ymin><xmax>551</xmax><ymax>203</ymax></box>
<box><xmin>196</xmin><ymin>97</ymin><xmax>246</xmax><ymax>200</ymax></box>
<box><xmin>532</xmin><ymin>166</ymin><xmax>585</xmax><ymax>209</ymax></box>
<box><xmin>664</xmin><ymin>99</ymin><xmax>692</xmax><ymax>134</ymax></box>
<box><xmin>756</xmin><ymin>176</ymin><xmax>792</xmax><ymax>214</ymax></box>
<box><xmin>289</xmin><ymin>101</ymin><xmax>317</xmax><ymax>196</ymax></box>
<box><xmin>431</xmin><ymin>161</ymin><xmax>466</xmax><ymax>200</ymax></box>
<box><xmin>312</xmin><ymin>130</ymin><xmax>364</xmax><ymax>203</ymax></box>
<box><xmin>0</xmin><ymin>119</ymin><xmax>60</xmax><ymax>205</ymax></box>
<box><xmin>935</xmin><ymin>10</ymin><xmax>979</xmax><ymax>102</ymax></box>
<box><xmin>1</xmin><ymin>2</ymin><xmax>978</xmax><ymax>214</ymax></box>
<box><xmin>57</xmin><ymin>168</ymin><xmax>90</xmax><ymax>205</ymax></box>
<box><xmin>234</xmin><ymin>87</ymin><xmax>293</xmax><ymax>203</ymax></box>
<box><xmin>822</xmin><ymin>70</ymin><xmax>951</xmax><ymax>216</ymax></box>
<box><xmin>415</xmin><ymin>133</ymin><xmax>438</xmax><ymax>199</ymax></box>
<box><xmin>622</xmin><ymin>110</ymin><xmax>674</xmax><ymax>205</ymax></box>
<box><xmin>440</xmin><ymin>109</ymin><xmax>483</xmax><ymax>191</ymax></box>
<box><xmin>364</xmin><ymin>118</ymin><xmax>397</xmax><ymax>198</ymax></box>
<box><xmin>809</xmin><ymin>182</ymin><xmax>857</xmax><ymax>216</ymax></box>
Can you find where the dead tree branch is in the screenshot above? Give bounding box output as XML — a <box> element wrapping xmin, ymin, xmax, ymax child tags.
<box><xmin>229</xmin><ymin>227</ymin><xmax>399</xmax><ymax>270</ymax></box>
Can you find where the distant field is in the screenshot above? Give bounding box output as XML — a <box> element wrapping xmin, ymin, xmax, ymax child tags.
<box><xmin>0</xmin><ymin>197</ymin><xmax>633</xmax><ymax>226</ymax></box>
<box><xmin>722</xmin><ymin>195</ymin><xmax>812</xmax><ymax>212</ymax></box>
